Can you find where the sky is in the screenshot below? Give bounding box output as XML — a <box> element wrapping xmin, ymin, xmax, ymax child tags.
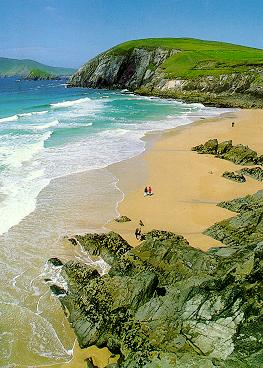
<box><xmin>0</xmin><ymin>0</ymin><xmax>263</xmax><ymax>69</ymax></box>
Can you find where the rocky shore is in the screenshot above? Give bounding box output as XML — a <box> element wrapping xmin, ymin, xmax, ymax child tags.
<box><xmin>50</xmin><ymin>193</ymin><xmax>262</xmax><ymax>367</ymax></box>
<box><xmin>48</xmin><ymin>116</ymin><xmax>263</xmax><ymax>367</ymax></box>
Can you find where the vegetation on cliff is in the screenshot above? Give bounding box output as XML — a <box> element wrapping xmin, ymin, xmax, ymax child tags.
<box><xmin>69</xmin><ymin>38</ymin><xmax>263</xmax><ymax>108</ymax></box>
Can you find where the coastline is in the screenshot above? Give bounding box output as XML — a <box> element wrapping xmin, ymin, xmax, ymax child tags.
<box><xmin>56</xmin><ymin>108</ymin><xmax>263</xmax><ymax>367</ymax></box>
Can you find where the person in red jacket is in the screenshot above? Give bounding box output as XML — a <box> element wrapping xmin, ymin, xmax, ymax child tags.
<box><xmin>148</xmin><ymin>186</ymin><xmax>152</xmax><ymax>195</ymax></box>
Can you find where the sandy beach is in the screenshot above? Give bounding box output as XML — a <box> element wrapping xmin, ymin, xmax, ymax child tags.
<box><xmin>108</xmin><ymin>109</ymin><xmax>263</xmax><ymax>250</ymax></box>
<box><xmin>56</xmin><ymin>108</ymin><xmax>263</xmax><ymax>367</ymax></box>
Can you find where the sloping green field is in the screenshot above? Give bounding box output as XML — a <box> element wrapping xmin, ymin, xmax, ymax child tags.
<box><xmin>110</xmin><ymin>38</ymin><xmax>263</xmax><ymax>78</ymax></box>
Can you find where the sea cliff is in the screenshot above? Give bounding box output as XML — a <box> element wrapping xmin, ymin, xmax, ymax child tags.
<box><xmin>69</xmin><ymin>38</ymin><xmax>263</xmax><ymax>108</ymax></box>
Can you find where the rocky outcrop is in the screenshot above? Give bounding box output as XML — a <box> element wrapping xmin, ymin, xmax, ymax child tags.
<box><xmin>239</xmin><ymin>167</ymin><xmax>263</xmax><ymax>181</ymax></box>
<box><xmin>52</xmin><ymin>206</ymin><xmax>263</xmax><ymax>368</ymax></box>
<box><xmin>114</xmin><ymin>216</ymin><xmax>131</xmax><ymax>223</ymax></box>
<box><xmin>192</xmin><ymin>139</ymin><xmax>262</xmax><ymax>165</ymax></box>
<box><xmin>68</xmin><ymin>39</ymin><xmax>263</xmax><ymax>108</ymax></box>
<box><xmin>69</xmin><ymin>231</ymin><xmax>132</xmax><ymax>265</ymax></box>
<box><xmin>222</xmin><ymin>171</ymin><xmax>246</xmax><ymax>183</ymax></box>
<box><xmin>204</xmin><ymin>190</ymin><xmax>263</xmax><ymax>246</ymax></box>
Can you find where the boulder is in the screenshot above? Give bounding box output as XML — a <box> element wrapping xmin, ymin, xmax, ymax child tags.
<box><xmin>75</xmin><ymin>231</ymin><xmax>132</xmax><ymax>265</ymax></box>
<box><xmin>222</xmin><ymin>144</ymin><xmax>258</xmax><ymax>165</ymax></box>
<box><xmin>192</xmin><ymin>139</ymin><xmax>218</xmax><ymax>154</ymax></box>
<box><xmin>222</xmin><ymin>171</ymin><xmax>246</xmax><ymax>183</ymax></box>
<box><xmin>114</xmin><ymin>216</ymin><xmax>131</xmax><ymax>223</ymax></box>
<box><xmin>239</xmin><ymin>167</ymin><xmax>263</xmax><ymax>181</ymax></box>
<box><xmin>217</xmin><ymin>140</ymin><xmax>233</xmax><ymax>155</ymax></box>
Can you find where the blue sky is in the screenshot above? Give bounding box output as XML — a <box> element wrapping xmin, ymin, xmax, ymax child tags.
<box><xmin>1</xmin><ymin>0</ymin><xmax>263</xmax><ymax>68</ymax></box>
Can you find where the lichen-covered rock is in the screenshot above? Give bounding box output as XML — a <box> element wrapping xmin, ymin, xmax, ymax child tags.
<box><xmin>222</xmin><ymin>171</ymin><xmax>246</xmax><ymax>183</ymax></box>
<box><xmin>53</xmin><ymin>208</ymin><xmax>263</xmax><ymax>368</ymax></box>
<box><xmin>71</xmin><ymin>231</ymin><xmax>132</xmax><ymax>265</ymax></box>
<box><xmin>192</xmin><ymin>139</ymin><xmax>261</xmax><ymax>166</ymax></box>
<box><xmin>114</xmin><ymin>216</ymin><xmax>131</xmax><ymax>223</ymax></box>
<box><xmin>192</xmin><ymin>139</ymin><xmax>218</xmax><ymax>154</ymax></box>
<box><xmin>257</xmin><ymin>155</ymin><xmax>263</xmax><ymax>165</ymax></box>
<box><xmin>204</xmin><ymin>190</ymin><xmax>263</xmax><ymax>246</ymax></box>
<box><xmin>222</xmin><ymin>144</ymin><xmax>258</xmax><ymax>165</ymax></box>
<box><xmin>239</xmin><ymin>167</ymin><xmax>263</xmax><ymax>181</ymax></box>
<box><xmin>218</xmin><ymin>190</ymin><xmax>263</xmax><ymax>213</ymax></box>
<box><xmin>217</xmin><ymin>140</ymin><xmax>233</xmax><ymax>155</ymax></box>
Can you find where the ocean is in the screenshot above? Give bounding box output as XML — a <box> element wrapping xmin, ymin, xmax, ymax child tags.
<box><xmin>0</xmin><ymin>78</ymin><xmax>225</xmax><ymax>366</ymax></box>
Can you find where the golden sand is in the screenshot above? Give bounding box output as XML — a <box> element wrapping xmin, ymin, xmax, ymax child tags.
<box><xmin>108</xmin><ymin>109</ymin><xmax>263</xmax><ymax>250</ymax></box>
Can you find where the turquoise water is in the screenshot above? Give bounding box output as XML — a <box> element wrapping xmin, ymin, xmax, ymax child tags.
<box><xmin>0</xmin><ymin>78</ymin><xmax>223</xmax><ymax>235</ymax></box>
<box><xmin>0</xmin><ymin>78</ymin><xmax>226</xmax><ymax>366</ymax></box>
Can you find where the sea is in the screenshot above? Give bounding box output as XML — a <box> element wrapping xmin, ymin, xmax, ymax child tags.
<box><xmin>0</xmin><ymin>78</ymin><xmax>226</xmax><ymax>367</ymax></box>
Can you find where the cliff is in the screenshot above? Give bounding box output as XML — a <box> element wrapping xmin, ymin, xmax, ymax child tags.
<box><xmin>69</xmin><ymin>38</ymin><xmax>263</xmax><ymax>108</ymax></box>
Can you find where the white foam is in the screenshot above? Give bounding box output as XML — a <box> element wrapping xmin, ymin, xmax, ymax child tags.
<box><xmin>0</xmin><ymin>132</ymin><xmax>52</xmax><ymax>235</ymax></box>
<box><xmin>50</xmin><ymin>97</ymin><xmax>91</xmax><ymax>108</ymax></box>
<box><xmin>30</xmin><ymin>120</ymin><xmax>59</xmax><ymax>131</ymax></box>
<box><xmin>0</xmin><ymin>115</ymin><xmax>18</xmax><ymax>123</ymax></box>
<box><xmin>19</xmin><ymin>110</ymin><xmax>48</xmax><ymax>117</ymax></box>
<box><xmin>0</xmin><ymin>131</ymin><xmax>51</xmax><ymax>169</ymax></box>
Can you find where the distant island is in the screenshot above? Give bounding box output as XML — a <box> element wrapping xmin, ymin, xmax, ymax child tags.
<box><xmin>0</xmin><ymin>57</ymin><xmax>75</xmax><ymax>79</ymax></box>
<box><xmin>69</xmin><ymin>37</ymin><xmax>263</xmax><ymax>108</ymax></box>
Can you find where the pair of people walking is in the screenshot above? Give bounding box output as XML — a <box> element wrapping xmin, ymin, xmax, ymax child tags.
<box><xmin>144</xmin><ymin>186</ymin><xmax>153</xmax><ymax>196</ymax></box>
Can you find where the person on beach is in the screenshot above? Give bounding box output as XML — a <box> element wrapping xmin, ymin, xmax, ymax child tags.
<box><xmin>148</xmin><ymin>186</ymin><xmax>152</xmax><ymax>195</ymax></box>
<box><xmin>144</xmin><ymin>187</ymin><xmax>148</xmax><ymax>196</ymax></box>
<box><xmin>232</xmin><ymin>122</ymin><xmax>235</xmax><ymax>127</ymax></box>
<box><xmin>135</xmin><ymin>228</ymin><xmax>141</xmax><ymax>239</ymax></box>
<box><xmin>139</xmin><ymin>219</ymin><xmax>144</xmax><ymax>227</ymax></box>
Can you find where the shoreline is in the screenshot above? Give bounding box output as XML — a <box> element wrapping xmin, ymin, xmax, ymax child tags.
<box><xmin>107</xmin><ymin>109</ymin><xmax>262</xmax><ymax>250</ymax></box>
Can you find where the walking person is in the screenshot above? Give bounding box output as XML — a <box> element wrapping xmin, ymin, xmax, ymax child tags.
<box><xmin>144</xmin><ymin>187</ymin><xmax>148</xmax><ymax>196</ymax></box>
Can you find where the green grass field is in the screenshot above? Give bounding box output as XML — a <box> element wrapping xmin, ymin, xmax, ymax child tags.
<box><xmin>109</xmin><ymin>38</ymin><xmax>263</xmax><ymax>79</ymax></box>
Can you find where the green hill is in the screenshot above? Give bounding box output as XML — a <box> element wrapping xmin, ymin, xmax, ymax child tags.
<box><xmin>0</xmin><ymin>57</ymin><xmax>75</xmax><ymax>77</ymax></box>
<box><xmin>108</xmin><ymin>38</ymin><xmax>263</xmax><ymax>79</ymax></box>
<box><xmin>69</xmin><ymin>38</ymin><xmax>263</xmax><ymax>108</ymax></box>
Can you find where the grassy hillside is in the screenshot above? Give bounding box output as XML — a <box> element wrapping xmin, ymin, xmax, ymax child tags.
<box><xmin>109</xmin><ymin>38</ymin><xmax>263</xmax><ymax>79</ymax></box>
<box><xmin>0</xmin><ymin>57</ymin><xmax>75</xmax><ymax>77</ymax></box>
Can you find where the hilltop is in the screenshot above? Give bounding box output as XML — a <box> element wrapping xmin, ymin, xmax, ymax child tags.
<box><xmin>69</xmin><ymin>38</ymin><xmax>263</xmax><ymax>107</ymax></box>
<box><xmin>0</xmin><ymin>57</ymin><xmax>75</xmax><ymax>78</ymax></box>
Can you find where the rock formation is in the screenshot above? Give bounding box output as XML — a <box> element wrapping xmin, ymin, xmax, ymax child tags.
<box><xmin>49</xmin><ymin>194</ymin><xmax>263</xmax><ymax>367</ymax></box>
<box><xmin>192</xmin><ymin>139</ymin><xmax>262</xmax><ymax>166</ymax></box>
<box><xmin>222</xmin><ymin>171</ymin><xmax>246</xmax><ymax>183</ymax></box>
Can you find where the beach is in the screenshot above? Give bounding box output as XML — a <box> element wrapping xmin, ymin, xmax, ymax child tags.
<box><xmin>108</xmin><ymin>109</ymin><xmax>263</xmax><ymax>250</ymax></box>
<box><xmin>59</xmin><ymin>108</ymin><xmax>263</xmax><ymax>367</ymax></box>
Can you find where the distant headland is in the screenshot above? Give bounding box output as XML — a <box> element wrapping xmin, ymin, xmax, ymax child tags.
<box><xmin>0</xmin><ymin>57</ymin><xmax>75</xmax><ymax>79</ymax></box>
